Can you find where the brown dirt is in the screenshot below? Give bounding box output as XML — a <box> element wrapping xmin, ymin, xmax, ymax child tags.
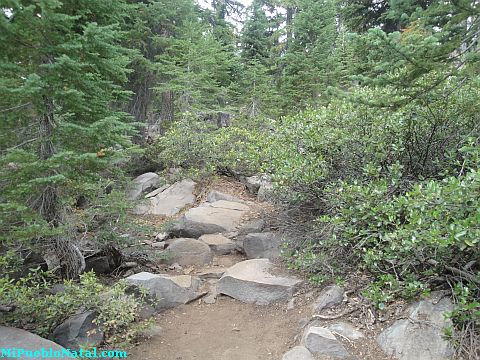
<box><xmin>129</xmin><ymin>297</ymin><xmax>306</xmax><ymax>360</ymax></box>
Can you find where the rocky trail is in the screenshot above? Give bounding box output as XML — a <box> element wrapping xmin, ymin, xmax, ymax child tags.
<box><xmin>1</xmin><ymin>174</ymin><xmax>454</xmax><ymax>360</ymax></box>
<box><xmin>120</xmin><ymin>174</ymin><xmax>454</xmax><ymax>360</ymax></box>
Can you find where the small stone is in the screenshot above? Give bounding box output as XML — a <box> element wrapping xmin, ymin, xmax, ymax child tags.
<box><xmin>139</xmin><ymin>325</ymin><xmax>164</xmax><ymax>338</ymax></box>
<box><xmin>155</xmin><ymin>232</ymin><xmax>169</xmax><ymax>241</ymax></box>
<box><xmin>282</xmin><ymin>346</ymin><xmax>315</xmax><ymax>360</ymax></box>
<box><xmin>302</xmin><ymin>326</ymin><xmax>351</xmax><ymax>359</ymax></box>
<box><xmin>328</xmin><ymin>322</ymin><xmax>364</xmax><ymax>341</ymax></box>
<box><xmin>312</xmin><ymin>285</ymin><xmax>344</xmax><ymax>312</ymax></box>
<box><xmin>203</xmin><ymin>294</ymin><xmax>217</xmax><ymax>304</ymax></box>
<box><xmin>287</xmin><ymin>298</ymin><xmax>295</xmax><ymax>310</ymax></box>
<box><xmin>152</xmin><ymin>241</ymin><xmax>166</xmax><ymax>249</ymax></box>
<box><xmin>206</xmin><ymin>190</ymin><xmax>242</xmax><ymax>203</ymax></box>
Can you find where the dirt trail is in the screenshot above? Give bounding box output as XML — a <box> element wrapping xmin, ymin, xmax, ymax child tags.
<box><xmin>127</xmin><ymin>177</ymin><xmax>392</xmax><ymax>360</ymax></box>
<box><xmin>129</xmin><ymin>297</ymin><xmax>306</xmax><ymax>360</ymax></box>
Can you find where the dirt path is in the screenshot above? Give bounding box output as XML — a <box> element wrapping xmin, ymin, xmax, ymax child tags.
<box><xmin>129</xmin><ymin>297</ymin><xmax>306</xmax><ymax>360</ymax></box>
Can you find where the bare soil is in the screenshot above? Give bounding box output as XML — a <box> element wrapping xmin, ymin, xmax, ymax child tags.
<box><xmin>129</xmin><ymin>297</ymin><xmax>305</xmax><ymax>360</ymax></box>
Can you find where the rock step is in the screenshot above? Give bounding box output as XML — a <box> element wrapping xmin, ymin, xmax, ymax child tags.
<box><xmin>217</xmin><ymin>258</ymin><xmax>302</xmax><ymax>305</ymax></box>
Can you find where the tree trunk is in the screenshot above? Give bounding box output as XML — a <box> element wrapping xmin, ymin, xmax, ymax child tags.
<box><xmin>160</xmin><ymin>90</ymin><xmax>174</xmax><ymax>123</ymax></box>
<box><xmin>35</xmin><ymin>94</ymin><xmax>85</xmax><ymax>279</ymax></box>
<box><xmin>286</xmin><ymin>7</ymin><xmax>294</xmax><ymax>51</ymax></box>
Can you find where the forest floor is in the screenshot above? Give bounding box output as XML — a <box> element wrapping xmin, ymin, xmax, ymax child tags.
<box><xmin>126</xmin><ymin>177</ymin><xmax>394</xmax><ymax>360</ymax></box>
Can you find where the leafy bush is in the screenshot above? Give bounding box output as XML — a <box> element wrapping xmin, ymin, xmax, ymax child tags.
<box><xmin>0</xmin><ymin>256</ymin><xmax>150</xmax><ymax>346</ymax></box>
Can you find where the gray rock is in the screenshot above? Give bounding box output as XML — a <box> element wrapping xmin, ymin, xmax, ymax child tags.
<box><xmin>165</xmin><ymin>238</ymin><xmax>213</xmax><ymax>266</ymax></box>
<box><xmin>206</xmin><ymin>190</ymin><xmax>242</xmax><ymax>203</ymax></box>
<box><xmin>328</xmin><ymin>322</ymin><xmax>364</xmax><ymax>341</ymax></box>
<box><xmin>171</xmin><ymin>200</ymin><xmax>250</xmax><ymax>238</ymax></box>
<box><xmin>126</xmin><ymin>271</ymin><xmax>200</xmax><ymax>310</ymax></box>
<box><xmin>217</xmin><ymin>259</ymin><xmax>302</xmax><ymax>305</ymax></box>
<box><xmin>84</xmin><ymin>256</ymin><xmax>111</xmax><ymax>274</ymax></box>
<box><xmin>282</xmin><ymin>346</ymin><xmax>315</xmax><ymax>360</ymax></box>
<box><xmin>52</xmin><ymin>311</ymin><xmax>103</xmax><ymax>350</ymax></box>
<box><xmin>377</xmin><ymin>298</ymin><xmax>455</xmax><ymax>360</ymax></box>
<box><xmin>199</xmin><ymin>234</ymin><xmax>236</xmax><ymax>255</ymax></box>
<box><xmin>313</xmin><ymin>285</ymin><xmax>344</xmax><ymax>312</ymax></box>
<box><xmin>127</xmin><ymin>172</ymin><xmax>160</xmax><ymax>201</ymax></box>
<box><xmin>243</xmin><ymin>232</ymin><xmax>283</xmax><ymax>260</ymax></box>
<box><xmin>244</xmin><ymin>175</ymin><xmax>273</xmax><ymax>201</ymax></box>
<box><xmin>144</xmin><ymin>184</ymin><xmax>170</xmax><ymax>198</ymax></box>
<box><xmin>0</xmin><ymin>326</ymin><xmax>66</xmax><ymax>359</ymax></box>
<box><xmin>134</xmin><ymin>179</ymin><xmax>196</xmax><ymax>216</ymax></box>
<box><xmin>238</xmin><ymin>219</ymin><xmax>265</xmax><ymax>235</ymax></box>
<box><xmin>197</xmin><ymin>269</ymin><xmax>225</xmax><ymax>280</ymax></box>
<box><xmin>302</xmin><ymin>326</ymin><xmax>351</xmax><ymax>359</ymax></box>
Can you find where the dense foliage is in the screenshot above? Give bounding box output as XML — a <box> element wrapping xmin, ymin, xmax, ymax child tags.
<box><xmin>1</xmin><ymin>0</ymin><xmax>479</xmax><ymax>356</ymax></box>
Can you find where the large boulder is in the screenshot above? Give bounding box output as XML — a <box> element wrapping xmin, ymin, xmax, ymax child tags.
<box><xmin>302</xmin><ymin>326</ymin><xmax>352</xmax><ymax>359</ymax></box>
<box><xmin>0</xmin><ymin>326</ymin><xmax>66</xmax><ymax>359</ymax></box>
<box><xmin>127</xmin><ymin>172</ymin><xmax>160</xmax><ymax>201</ymax></box>
<box><xmin>282</xmin><ymin>346</ymin><xmax>315</xmax><ymax>360</ymax></box>
<box><xmin>199</xmin><ymin>234</ymin><xmax>236</xmax><ymax>255</ymax></box>
<box><xmin>377</xmin><ymin>298</ymin><xmax>455</xmax><ymax>360</ymax></box>
<box><xmin>52</xmin><ymin>311</ymin><xmax>103</xmax><ymax>350</ymax></box>
<box><xmin>126</xmin><ymin>272</ymin><xmax>201</xmax><ymax>310</ymax></box>
<box><xmin>217</xmin><ymin>259</ymin><xmax>302</xmax><ymax>305</ymax></box>
<box><xmin>164</xmin><ymin>238</ymin><xmax>213</xmax><ymax>266</ymax></box>
<box><xmin>312</xmin><ymin>285</ymin><xmax>344</xmax><ymax>313</ymax></box>
<box><xmin>171</xmin><ymin>200</ymin><xmax>250</xmax><ymax>238</ymax></box>
<box><xmin>243</xmin><ymin>232</ymin><xmax>283</xmax><ymax>260</ymax></box>
<box><xmin>134</xmin><ymin>179</ymin><xmax>196</xmax><ymax>216</ymax></box>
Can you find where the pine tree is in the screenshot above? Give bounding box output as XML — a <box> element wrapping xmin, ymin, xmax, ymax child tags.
<box><xmin>281</xmin><ymin>0</ymin><xmax>338</xmax><ymax>109</ymax></box>
<box><xmin>241</xmin><ymin>0</ymin><xmax>272</xmax><ymax>65</ymax></box>
<box><xmin>0</xmin><ymin>0</ymin><xmax>134</xmax><ymax>278</ymax></box>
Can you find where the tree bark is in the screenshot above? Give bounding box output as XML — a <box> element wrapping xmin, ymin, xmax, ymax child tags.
<box><xmin>35</xmin><ymin>94</ymin><xmax>85</xmax><ymax>279</ymax></box>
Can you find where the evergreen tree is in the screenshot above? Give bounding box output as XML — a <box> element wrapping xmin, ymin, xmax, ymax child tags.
<box><xmin>281</xmin><ymin>0</ymin><xmax>338</xmax><ymax>109</ymax></box>
<box><xmin>241</xmin><ymin>0</ymin><xmax>272</xmax><ymax>65</ymax></box>
<box><xmin>0</xmin><ymin>0</ymin><xmax>134</xmax><ymax>278</ymax></box>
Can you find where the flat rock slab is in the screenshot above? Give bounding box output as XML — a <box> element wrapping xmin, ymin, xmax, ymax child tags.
<box><xmin>199</xmin><ymin>234</ymin><xmax>236</xmax><ymax>255</ymax></box>
<box><xmin>126</xmin><ymin>271</ymin><xmax>200</xmax><ymax>310</ymax></box>
<box><xmin>127</xmin><ymin>172</ymin><xmax>160</xmax><ymax>201</ymax></box>
<box><xmin>377</xmin><ymin>298</ymin><xmax>455</xmax><ymax>360</ymax></box>
<box><xmin>302</xmin><ymin>326</ymin><xmax>352</xmax><ymax>359</ymax></box>
<box><xmin>134</xmin><ymin>179</ymin><xmax>196</xmax><ymax>216</ymax></box>
<box><xmin>282</xmin><ymin>346</ymin><xmax>315</xmax><ymax>360</ymax></box>
<box><xmin>0</xmin><ymin>326</ymin><xmax>65</xmax><ymax>359</ymax></box>
<box><xmin>171</xmin><ymin>200</ymin><xmax>250</xmax><ymax>238</ymax></box>
<box><xmin>165</xmin><ymin>238</ymin><xmax>213</xmax><ymax>266</ymax></box>
<box><xmin>217</xmin><ymin>259</ymin><xmax>302</xmax><ymax>305</ymax></box>
<box><xmin>244</xmin><ymin>232</ymin><xmax>283</xmax><ymax>260</ymax></box>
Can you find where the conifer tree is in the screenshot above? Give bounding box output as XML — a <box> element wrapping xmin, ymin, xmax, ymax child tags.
<box><xmin>0</xmin><ymin>0</ymin><xmax>134</xmax><ymax>278</ymax></box>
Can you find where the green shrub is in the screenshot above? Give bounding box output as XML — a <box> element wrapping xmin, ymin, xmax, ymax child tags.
<box><xmin>0</xmin><ymin>257</ymin><xmax>150</xmax><ymax>346</ymax></box>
